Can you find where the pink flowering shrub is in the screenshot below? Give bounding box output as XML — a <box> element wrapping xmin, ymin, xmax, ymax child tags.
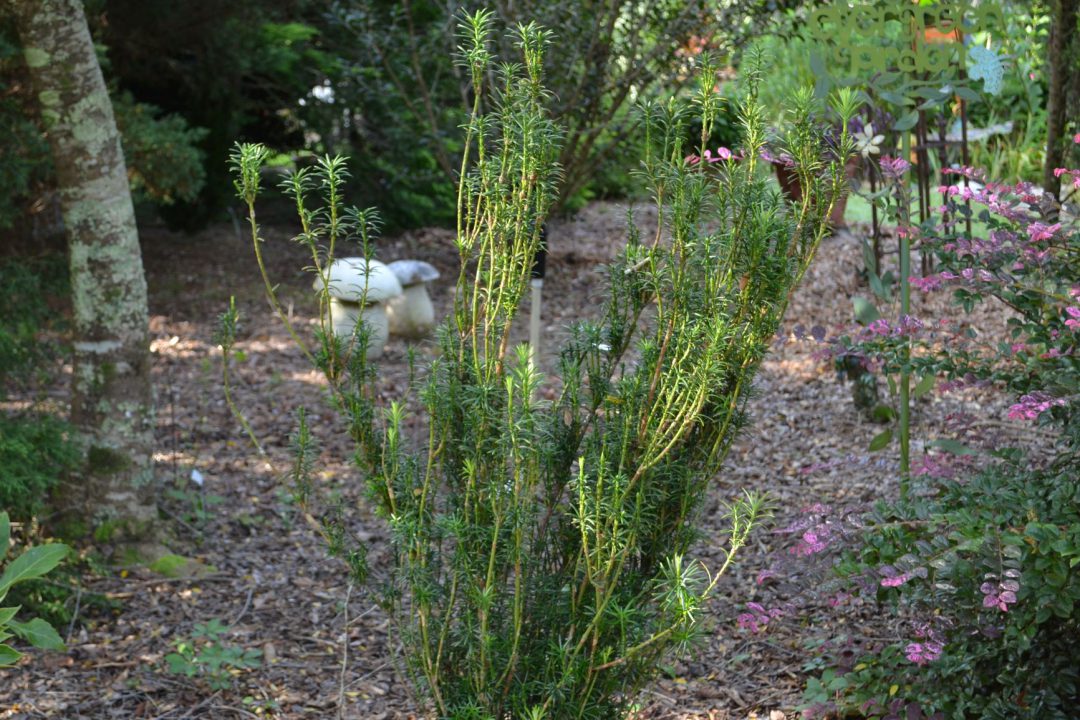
<box><xmin>754</xmin><ymin>166</ymin><xmax>1080</xmax><ymax>719</ymax></box>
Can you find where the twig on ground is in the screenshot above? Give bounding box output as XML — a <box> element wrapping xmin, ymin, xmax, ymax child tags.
<box><xmin>231</xmin><ymin>586</ymin><xmax>255</xmax><ymax>626</ymax></box>
<box><xmin>65</xmin><ymin>582</ymin><xmax>83</xmax><ymax>644</ymax></box>
<box><xmin>338</xmin><ymin>582</ymin><xmax>354</xmax><ymax>720</ymax></box>
<box><xmin>344</xmin><ymin>661</ymin><xmax>391</xmax><ymax>690</ymax></box>
<box><xmin>208</xmin><ymin>704</ymin><xmax>260</xmax><ymax>719</ymax></box>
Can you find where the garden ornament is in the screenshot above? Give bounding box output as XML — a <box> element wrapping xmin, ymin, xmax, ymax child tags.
<box><xmin>313</xmin><ymin>257</ymin><xmax>402</xmax><ymax>358</ymax></box>
<box><xmin>385</xmin><ymin>260</ymin><xmax>440</xmax><ymax>339</ymax></box>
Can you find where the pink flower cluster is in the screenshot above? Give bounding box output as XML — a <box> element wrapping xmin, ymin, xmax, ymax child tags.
<box><xmin>1026</xmin><ymin>221</ymin><xmax>1061</xmax><ymax>243</ymax></box>
<box><xmin>895</xmin><ymin>224</ymin><xmax>919</xmax><ymax>240</ymax></box>
<box><xmin>879</xmin><ymin>564</ymin><xmax>928</xmax><ymax>588</ymax></box>
<box><xmin>793</xmin><ymin>528</ymin><xmax>828</xmax><ymax>556</ymax></box>
<box><xmin>774</xmin><ymin>503</ymin><xmax>848</xmax><ymax>557</ymax></box>
<box><xmin>862</xmin><ymin>315</ymin><xmax>925</xmax><ymax>338</ymax></box>
<box><xmin>879</xmin><ymin>155</ymin><xmax>910</xmax><ymax>178</ymax></box>
<box><xmin>941</xmin><ymin>229</ymin><xmax>1014</xmax><ymax>263</ymax></box>
<box><xmin>905</xmin><ymin>620</ymin><xmax>948</xmax><ymax>665</ymax></box>
<box><xmin>736</xmin><ymin>601</ymin><xmax>785</xmax><ymax>633</ymax></box>
<box><xmin>685</xmin><ymin>147</ymin><xmax>738</xmax><ymax>165</ymax></box>
<box><xmin>1006</xmin><ymin>392</ymin><xmax>1066</xmax><ymax>421</ymax></box>
<box><xmin>909</xmin><ymin>268</ymin><xmax>998</xmax><ymax>293</ymax></box>
<box><xmin>980</xmin><ymin>572</ymin><xmax>1020</xmax><ymax>612</ymax></box>
<box><xmin>943</xmin><ymin>165</ymin><xmax>988</xmax><ymax>183</ymax></box>
<box><xmin>880</xmin><ymin>570</ymin><xmax>913</xmax><ymax>588</ymax></box>
<box><xmin>909</xmin><ymin>274</ymin><xmax>944</xmax><ymax>292</ymax></box>
<box><xmin>905</xmin><ymin>640</ymin><xmax>944</xmax><ymax>665</ymax></box>
<box><xmin>939</xmin><ymin>168</ymin><xmax>1040</xmax><ymax>224</ymax></box>
<box><xmin>1053</xmin><ymin>166</ymin><xmax>1080</xmax><ymax>189</ymax></box>
<box><xmin>1065</xmin><ymin>306</ymin><xmax>1080</xmax><ymax>330</ymax></box>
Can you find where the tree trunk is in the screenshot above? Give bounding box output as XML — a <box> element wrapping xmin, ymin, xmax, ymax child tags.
<box><xmin>1044</xmin><ymin>0</ymin><xmax>1079</xmax><ymax>199</ymax></box>
<box><xmin>11</xmin><ymin>0</ymin><xmax>156</xmax><ymax>537</ymax></box>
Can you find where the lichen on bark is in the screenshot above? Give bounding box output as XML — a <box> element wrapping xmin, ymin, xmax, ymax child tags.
<box><xmin>12</xmin><ymin>0</ymin><xmax>157</xmax><ymax>535</ymax></box>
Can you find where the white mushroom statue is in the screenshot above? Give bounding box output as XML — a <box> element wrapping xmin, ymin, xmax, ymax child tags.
<box><xmin>313</xmin><ymin>257</ymin><xmax>402</xmax><ymax>358</ymax></box>
<box><xmin>385</xmin><ymin>260</ymin><xmax>441</xmax><ymax>339</ymax></box>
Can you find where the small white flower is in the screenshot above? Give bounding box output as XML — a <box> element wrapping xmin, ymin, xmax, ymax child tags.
<box><xmin>191</xmin><ymin>469</ymin><xmax>205</xmax><ymax>487</ymax></box>
<box><xmin>596</xmin><ymin>343</ymin><xmax>611</xmax><ymax>352</ymax></box>
<box><xmin>854</xmin><ymin>123</ymin><xmax>885</xmax><ymax>158</ymax></box>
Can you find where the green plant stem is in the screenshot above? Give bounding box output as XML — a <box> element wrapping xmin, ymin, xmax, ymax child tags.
<box><xmin>222</xmin><ymin>348</ymin><xmax>265</xmax><ymax>458</ymax></box>
<box><xmin>246</xmin><ymin>201</ymin><xmax>318</xmax><ymax>368</ymax></box>
<box><xmin>899</xmin><ymin>132</ymin><xmax>912</xmax><ymax>500</ymax></box>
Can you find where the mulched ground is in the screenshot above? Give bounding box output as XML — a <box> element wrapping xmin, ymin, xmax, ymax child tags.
<box><xmin>1</xmin><ymin>200</ymin><xmax>1022</xmax><ymax>719</ymax></box>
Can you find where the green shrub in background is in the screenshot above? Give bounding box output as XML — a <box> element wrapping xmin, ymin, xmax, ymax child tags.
<box><xmin>322</xmin><ymin>0</ymin><xmax>802</xmax><ymax>229</ymax></box>
<box><xmin>752</xmin><ymin>0</ymin><xmax>1063</xmax><ymax>188</ymax></box>
<box><xmin>0</xmin><ymin>26</ymin><xmax>51</xmax><ymax>232</ymax></box>
<box><xmin>0</xmin><ymin>258</ymin><xmax>78</xmax><ymax>522</ymax></box>
<box><xmin>0</xmin><ymin>16</ymin><xmax>211</xmax><ymax>235</ymax></box>
<box><xmin>112</xmin><ymin>92</ymin><xmax>209</xmax><ymax>207</ymax></box>
<box><xmin>232</xmin><ymin>13</ymin><xmax>857</xmax><ymax>715</ymax></box>
<box><xmin>3</xmin><ymin>1</ymin><xmax>322</xmax><ymax>234</ymax></box>
<box><xmin>0</xmin><ymin>416</ymin><xmax>79</xmax><ymax>523</ymax></box>
<box><xmin>89</xmin><ymin>0</ymin><xmax>337</xmax><ymax>229</ymax></box>
<box><xmin>324</xmin><ymin>0</ymin><xmax>704</xmax><ymax>227</ymax></box>
<box><xmin>964</xmin><ymin>1</ymin><xmax>1052</xmax><ymax>184</ymax></box>
<box><xmin>0</xmin><ymin>257</ymin><xmax>64</xmax><ymax>387</ymax></box>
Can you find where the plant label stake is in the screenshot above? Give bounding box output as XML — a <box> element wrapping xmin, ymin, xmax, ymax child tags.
<box><xmin>529</xmin><ymin>225</ymin><xmax>547</xmax><ymax>371</ymax></box>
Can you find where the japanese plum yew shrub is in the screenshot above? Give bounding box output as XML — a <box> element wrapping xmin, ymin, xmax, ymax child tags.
<box><xmin>231</xmin><ymin>18</ymin><xmax>855</xmax><ymax>718</ymax></box>
<box><xmin>786</xmin><ymin>159</ymin><xmax>1080</xmax><ymax>719</ymax></box>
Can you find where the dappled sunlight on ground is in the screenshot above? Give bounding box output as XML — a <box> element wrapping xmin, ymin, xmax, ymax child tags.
<box><xmin>0</xmin><ymin>204</ymin><xmax>1029</xmax><ymax>719</ymax></box>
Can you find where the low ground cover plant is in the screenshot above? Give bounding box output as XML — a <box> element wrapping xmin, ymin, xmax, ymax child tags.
<box><xmin>164</xmin><ymin>617</ymin><xmax>263</xmax><ymax>691</ymax></box>
<box><xmin>231</xmin><ymin>14</ymin><xmax>856</xmax><ymax>717</ymax></box>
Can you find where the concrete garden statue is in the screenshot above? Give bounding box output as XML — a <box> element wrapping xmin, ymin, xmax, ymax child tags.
<box><xmin>313</xmin><ymin>257</ymin><xmax>402</xmax><ymax>358</ymax></box>
<box><xmin>385</xmin><ymin>259</ymin><xmax>440</xmax><ymax>339</ymax></box>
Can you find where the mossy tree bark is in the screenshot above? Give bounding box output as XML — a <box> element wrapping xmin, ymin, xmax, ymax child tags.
<box><xmin>1044</xmin><ymin>0</ymin><xmax>1079</xmax><ymax>199</ymax></box>
<box><xmin>11</xmin><ymin>0</ymin><xmax>156</xmax><ymax>536</ymax></box>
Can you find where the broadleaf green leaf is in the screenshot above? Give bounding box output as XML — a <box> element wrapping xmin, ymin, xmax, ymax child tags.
<box><xmin>0</xmin><ymin>606</ymin><xmax>20</xmax><ymax>626</ymax></box>
<box><xmin>0</xmin><ymin>544</ymin><xmax>69</xmax><ymax>594</ymax></box>
<box><xmin>853</xmin><ymin>296</ymin><xmax>880</xmax><ymax>325</ymax></box>
<box><xmin>954</xmin><ymin>86</ymin><xmax>981</xmax><ymax>103</ymax></box>
<box><xmin>928</xmin><ymin>438</ymin><xmax>978</xmax><ymax>456</ymax></box>
<box><xmin>869</xmin><ymin>428</ymin><xmax>893</xmax><ymax>452</ymax></box>
<box><xmin>894</xmin><ymin>110</ymin><xmax>919</xmax><ymax>131</ymax></box>
<box><xmin>0</xmin><ymin>643</ymin><xmax>21</xmax><ymax>667</ymax></box>
<box><xmin>9</xmin><ymin>618</ymin><xmax>65</xmax><ymax>651</ymax></box>
<box><xmin>913</xmin><ymin>375</ymin><xmax>935</xmax><ymax>398</ymax></box>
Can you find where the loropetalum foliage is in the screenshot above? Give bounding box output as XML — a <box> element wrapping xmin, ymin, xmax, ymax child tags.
<box><xmin>232</xmin><ymin>18</ymin><xmax>855</xmax><ymax>717</ymax></box>
<box><xmin>747</xmin><ymin>157</ymin><xmax>1080</xmax><ymax>719</ymax></box>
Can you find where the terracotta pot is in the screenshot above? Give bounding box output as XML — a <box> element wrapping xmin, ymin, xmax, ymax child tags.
<box><xmin>772</xmin><ymin>157</ymin><xmax>858</xmax><ymax>228</ymax></box>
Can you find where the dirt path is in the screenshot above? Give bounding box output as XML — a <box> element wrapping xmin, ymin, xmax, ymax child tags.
<box><xmin>1</xmin><ymin>202</ymin><xmax>1017</xmax><ymax>719</ymax></box>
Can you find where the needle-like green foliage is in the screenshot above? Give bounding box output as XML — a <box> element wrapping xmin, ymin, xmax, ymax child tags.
<box><xmin>231</xmin><ymin>18</ymin><xmax>857</xmax><ymax>719</ymax></box>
